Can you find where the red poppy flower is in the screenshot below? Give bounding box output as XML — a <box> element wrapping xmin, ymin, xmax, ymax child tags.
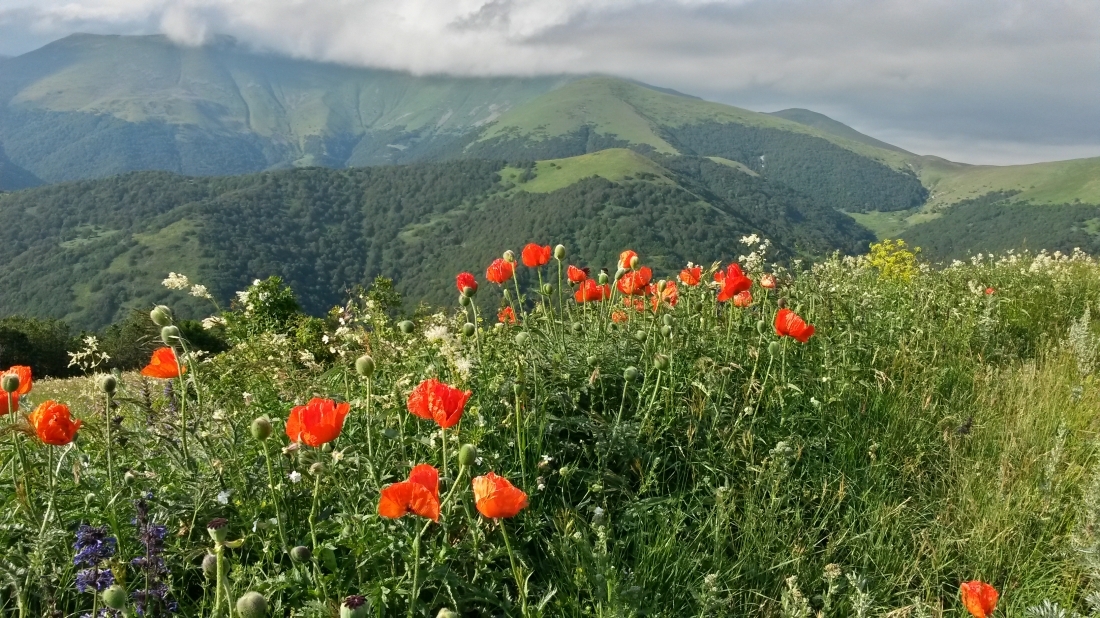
<box><xmin>285</xmin><ymin>397</ymin><xmax>350</xmax><ymax>447</ymax></box>
<box><xmin>985</xmin><ymin>287</ymin><xmax>995</xmax><ymax>295</ymax></box>
<box><xmin>618</xmin><ymin>250</ymin><xmax>639</xmax><ymax>270</ymax></box>
<box><xmin>774</xmin><ymin>308</ymin><xmax>815</xmax><ymax>343</ymax></box>
<box><xmin>617</xmin><ymin>266</ymin><xmax>652</xmax><ymax>296</ymax></box>
<box><xmin>485</xmin><ymin>258</ymin><xmax>515</xmax><ymax>285</ymax></box>
<box><xmin>407</xmin><ymin>378</ymin><xmax>472</xmax><ymax>429</ymax></box>
<box><xmin>679</xmin><ymin>266</ymin><xmax>702</xmax><ymax>287</ymax></box>
<box><xmin>29</xmin><ymin>400</ymin><xmax>81</xmax><ymax>446</ymax></box>
<box><xmin>574</xmin><ymin>279</ymin><xmax>610</xmax><ymax>303</ymax></box>
<box><xmin>567</xmin><ymin>265</ymin><xmax>589</xmax><ymax>284</ymax></box>
<box><xmin>521</xmin><ymin>243</ymin><xmax>552</xmax><ymax>268</ymax></box>
<box><xmin>140</xmin><ymin>347</ymin><xmax>185</xmax><ymax>379</ymax></box>
<box><xmin>378</xmin><ymin>464</ymin><xmax>441</xmax><ymax>522</ymax></box>
<box><xmin>611</xmin><ymin>310</ymin><xmax>629</xmax><ymax>323</ymax></box>
<box><xmin>0</xmin><ymin>397</ymin><xmax>10</xmax><ymax>416</ymax></box>
<box><xmin>456</xmin><ymin>272</ymin><xmax>478</xmax><ymax>295</ymax></box>
<box><xmin>760</xmin><ymin>274</ymin><xmax>777</xmax><ymax>289</ymax></box>
<box><xmin>1</xmin><ymin>365</ymin><xmax>32</xmax><ymax>399</ymax></box>
<box><xmin>715</xmin><ymin>264</ymin><xmax>752</xmax><ymax>302</ymax></box>
<box><xmin>472</xmin><ymin>472</ymin><xmax>528</xmax><ymax>519</ymax></box>
<box><xmin>733</xmin><ymin>290</ymin><xmax>752</xmax><ymax>307</ymax></box>
<box><xmin>960</xmin><ymin>581</ymin><xmax>998</xmax><ymax>618</ymax></box>
<box><xmin>498</xmin><ymin>306</ymin><xmax>517</xmax><ymax>324</ymax></box>
<box><xmin>649</xmin><ymin>281</ymin><xmax>679</xmax><ymax>311</ymax></box>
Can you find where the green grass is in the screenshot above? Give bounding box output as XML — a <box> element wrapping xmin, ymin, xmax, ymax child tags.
<box><xmin>499</xmin><ymin>148</ymin><xmax>673</xmax><ymax>193</ymax></box>
<box><xmin>848</xmin><ymin>208</ymin><xmax>942</xmax><ymax>240</ymax></box>
<box><xmin>916</xmin><ymin>155</ymin><xmax>1100</xmax><ymax>208</ymax></box>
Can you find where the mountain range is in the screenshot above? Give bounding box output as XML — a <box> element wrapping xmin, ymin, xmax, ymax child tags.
<box><xmin>1</xmin><ymin>34</ymin><xmax>1098</xmax><ymax>328</ymax></box>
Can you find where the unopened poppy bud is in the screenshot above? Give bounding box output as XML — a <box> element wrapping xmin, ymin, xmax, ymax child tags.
<box><xmin>398</xmin><ymin>321</ymin><xmax>415</xmax><ymax>334</ymax></box>
<box><xmin>756</xmin><ymin>320</ymin><xmax>767</xmax><ymax>335</ymax></box>
<box><xmin>660</xmin><ymin>325</ymin><xmax>673</xmax><ymax>338</ymax></box>
<box><xmin>654</xmin><ymin>354</ymin><xmax>670</xmax><ymax>371</ymax></box>
<box><xmin>123</xmin><ymin>470</ymin><xmax>136</xmax><ymax>485</ymax></box>
<box><xmin>623</xmin><ymin>366</ymin><xmax>639</xmax><ymax>381</ymax></box>
<box><xmin>657</xmin><ymin>280</ymin><xmax>667</xmax><ymax>292</ymax></box>
<box><xmin>341</xmin><ymin>595</ymin><xmax>371</xmax><ymax>618</ymax></box>
<box><xmin>629</xmin><ymin>255</ymin><xmax>640</xmax><ymax>269</ymax></box>
<box><xmin>97</xmin><ymin>374</ymin><xmax>117</xmax><ymax>395</ymax></box>
<box><xmin>503</xmin><ymin>250</ymin><xmax>516</xmax><ymax>263</ymax></box>
<box><xmin>458</xmin><ymin>294</ymin><xmax>472</xmax><ymax>307</ymax></box>
<box><xmin>542</xmin><ymin>283</ymin><xmax>553</xmax><ymax>295</ymax></box>
<box><xmin>355</xmin><ymin>355</ymin><xmax>375</xmax><ymax>378</ymax></box>
<box><xmin>598</xmin><ymin>272</ymin><xmax>609</xmax><ymax>285</ymax></box>
<box><xmin>160</xmin><ymin>325</ymin><xmax>181</xmax><ymax>346</ymax></box>
<box><xmin>250</xmin><ymin>416</ymin><xmax>272</xmax><ymax>441</ymax></box>
<box><xmin>437</xmin><ymin>609</ymin><xmax>460</xmax><ymax>618</ymax></box>
<box><xmin>662</xmin><ymin>314</ymin><xmax>674</xmax><ymax>327</ymax></box>
<box><xmin>633</xmin><ymin>330</ymin><xmax>647</xmax><ymax>342</ymax></box>
<box><xmin>290</xmin><ymin>545</ymin><xmax>312</xmax><ymax>562</ymax></box>
<box><xmin>309</xmin><ymin>462</ymin><xmax>325</xmax><ymax>476</ymax></box>
<box><xmin>572</xmin><ymin>322</ymin><xmax>583</xmax><ymax>334</ymax></box>
<box><xmin>236</xmin><ymin>592</ymin><xmax>268</xmax><ymax>618</ymax></box>
<box><xmin>1</xmin><ymin>373</ymin><xmax>19</xmax><ymax>394</ymax></box>
<box><xmin>554</xmin><ymin>244</ymin><xmax>566</xmax><ymax>260</ymax></box>
<box><xmin>768</xmin><ymin>341</ymin><xmax>781</xmax><ymax>356</ymax></box>
<box><xmin>201</xmin><ymin>553</ymin><xmax>217</xmax><ymax>578</ymax></box>
<box><xmin>462</xmin><ymin>323</ymin><xmax>476</xmax><ymax>337</ymax></box>
<box><xmin>102</xmin><ymin>585</ymin><xmax>128</xmax><ymax>610</ymax></box>
<box><xmin>502</xmin><ymin>288</ymin><xmax>512</xmax><ymax>301</ymax></box>
<box><xmin>84</xmin><ymin>493</ymin><xmax>96</xmax><ymax>507</ymax></box>
<box><xmin>150</xmin><ymin>305</ymin><xmax>173</xmax><ymax>326</ymax></box>
<box><xmin>458</xmin><ymin>444</ymin><xmax>477</xmax><ymax>468</ymax></box>
<box><xmin>587</xmin><ymin>355</ymin><xmax>598</xmax><ymax>366</ymax></box>
<box><xmin>614</xmin><ymin>268</ymin><xmax>626</xmax><ymax>281</ymax></box>
<box><xmin>207</xmin><ymin>518</ymin><xmax>229</xmax><ymax>543</ymax></box>
<box><xmin>515</xmin><ymin>332</ymin><xmax>529</xmax><ymax>346</ymax></box>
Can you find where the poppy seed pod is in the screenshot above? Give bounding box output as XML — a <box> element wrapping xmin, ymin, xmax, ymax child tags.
<box><xmin>458</xmin><ymin>294</ymin><xmax>472</xmax><ymax>307</ymax></box>
<box><xmin>768</xmin><ymin>341</ymin><xmax>781</xmax><ymax>356</ymax></box>
<box><xmin>355</xmin><ymin>355</ymin><xmax>375</xmax><ymax>378</ymax></box>
<box><xmin>250</xmin><ymin>416</ymin><xmax>272</xmax><ymax>441</ymax></box>
<box><xmin>633</xmin><ymin>330</ymin><xmax>647</xmax><ymax>342</ymax></box>
<box><xmin>515</xmin><ymin>332</ymin><xmax>529</xmax><ymax>346</ymax></box>
<box><xmin>572</xmin><ymin>322</ymin><xmax>583</xmax><ymax>334</ymax></box>
<box><xmin>661</xmin><ymin>325</ymin><xmax>673</xmax><ymax>338</ymax></box>
<box><xmin>341</xmin><ymin>595</ymin><xmax>371</xmax><ymax>618</ymax></box>
<box><xmin>201</xmin><ymin>553</ymin><xmax>217</xmax><ymax>578</ymax></box>
<box><xmin>150</xmin><ymin>305</ymin><xmax>173</xmax><ymax>326</ymax></box>
<box><xmin>462</xmin><ymin>323</ymin><xmax>476</xmax><ymax>337</ymax></box>
<box><xmin>1</xmin><ymin>373</ymin><xmax>19</xmax><ymax>394</ymax></box>
<box><xmin>542</xmin><ymin>283</ymin><xmax>553</xmax><ymax>295</ymax></box>
<box><xmin>206</xmin><ymin>518</ymin><xmax>229</xmax><ymax>543</ymax></box>
<box><xmin>587</xmin><ymin>355</ymin><xmax>598</xmax><ymax>366</ymax></box>
<box><xmin>654</xmin><ymin>354</ymin><xmax>670</xmax><ymax>371</ymax></box>
<box><xmin>662</xmin><ymin>314</ymin><xmax>674</xmax><ymax>327</ymax></box>
<box><xmin>437</xmin><ymin>609</ymin><xmax>460</xmax><ymax>618</ymax></box>
<box><xmin>459</xmin><ymin>443</ymin><xmax>478</xmax><ymax>468</ymax></box>
<box><xmin>462</xmin><ymin>285</ymin><xmax>477</xmax><ymax>297</ymax></box>
<box><xmin>554</xmin><ymin>244</ymin><xmax>566</xmax><ymax>260</ymax></box>
<box><xmin>290</xmin><ymin>545</ymin><xmax>312</xmax><ymax>562</ymax></box>
<box><xmin>598</xmin><ymin>272</ymin><xmax>609</xmax><ymax>285</ymax></box>
<box><xmin>160</xmin><ymin>325</ymin><xmax>181</xmax><ymax>346</ymax></box>
<box><xmin>503</xmin><ymin>250</ymin><xmax>516</xmax><ymax>263</ymax></box>
<box><xmin>102</xmin><ymin>585</ymin><xmax>128</xmax><ymax>610</ymax></box>
<box><xmin>236</xmin><ymin>592</ymin><xmax>268</xmax><ymax>618</ymax></box>
<box><xmin>624</xmin><ymin>366</ymin><xmax>639</xmax><ymax>381</ymax></box>
<box><xmin>398</xmin><ymin>321</ymin><xmax>415</xmax><ymax>334</ymax></box>
<box><xmin>756</xmin><ymin>320</ymin><xmax>768</xmax><ymax>335</ymax></box>
<box><xmin>97</xmin><ymin>374</ymin><xmax>117</xmax><ymax>395</ymax></box>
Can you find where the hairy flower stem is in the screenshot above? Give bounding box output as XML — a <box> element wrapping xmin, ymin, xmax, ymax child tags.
<box><xmin>441</xmin><ymin>430</ymin><xmax>448</xmax><ymax>483</ymax></box>
<box><xmin>262</xmin><ymin>442</ymin><xmax>288</xmax><ymax>553</ymax></box>
<box><xmin>309</xmin><ymin>470</ymin><xmax>329</xmax><ymax>599</ymax></box>
<box><xmin>172</xmin><ymin>348</ymin><xmax>192</xmax><ymax>470</ymax></box>
<box><xmin>512</xmin><ymin>273</ymin><xmax>525</xmax><ymax>321</ymax></box>
<box><xmin>500</xmin><ymin>523</ymin><xmax>528</xmax><ymax>616</ymax></box>
<box><xmin>407</xmin><ymin>518</ymin><xmax>434</xmax><ymax>618</ymax></box>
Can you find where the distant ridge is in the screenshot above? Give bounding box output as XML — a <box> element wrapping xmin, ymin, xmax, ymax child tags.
<box><xmin>768</xmin><ymin>108</ymin><xmax>912</xmax><ymax>155</ymax></box>
<box><xmin>0</xmin><ymin>143</ymin><xmax>40</xmax><ymax>191</ymax></box>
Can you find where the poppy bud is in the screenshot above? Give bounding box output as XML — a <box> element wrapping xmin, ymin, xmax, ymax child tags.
<box><xmin>437</xmin><ymin>609</ymin><xmax>460</xmax><ymax>618</ymax></box>
<box><xmin>515</xmin><ymin>332</ymin><xmax>529</xmax><ymax>346</ymax></box>
<box><xmin>201</xmin><ymin>553</ymin><xmax>217</xmax><ymax>578</ymax></box>
<box><xmin>662</xmin><ymin>314</ymin><xmax>674</xmax><ymax>327</ymax></box>
<box><xmin>623</xmin><ymin>366</ymin><xmax>639</xmax><ymax>381</ymax></box>
<box><xmin>660</xmin><ymin>325</ymin><xmax>673</xmax><ymax>338</ymax></box>
<box><xmin>462</xmin><ymin>323</ymin><xmax>476</xmax><ymax>337</ymax></box>
<box><xmin>654</xmin><ymin>354</ymin><xmax>670</xmax><ymax>371</ymax></box>
<box><xmin>321</xmin><ymin>547</ymin><xmax>338</xmax><ymax>571</ymax></box>
<box><xmin>160</xmin><ymin>325</ymin><xmax>181</xmax><ymax>346</ymax></box>
<box><xmin>777</xmin><ymin>298</ymin><xmax>788</xmax><ymax>309</ymax></box>
<box><xmin>102</xmin><ymin>585</ymin><xmax>128</xmax><ymax>610</ymax></box>
<box><xmin>123</xmin><ymin>471</ymin><xmax>136</xmax><ymax>485</ymax></box>
<box><xmin>236</xmin><ymin>592</ymin><xmax>268</xmax><ymax>618</ymax></box>
<box><xmin>85</xmin><ymin>493</ymin><xmax>96</xmax><ymax>507</ymax></box>
<box><xmin>458</xmin><ymin>294</ymin><xmax>472</xmax><ymax>307</ymax></box>
<box><xmin>1</xmin><ymin>373</ymin><xmax>19</xmax><ymax>394</ymax></box>
<box><xmin>768</xmin><ymin>341</ymin><xmax>781</xmax><ymax>356</ymax></box>
<box><xmin>355</xmin><ymin>355</ymin><xmax>375</xmax><ymax>378</ymax></box>
<box><xmin>614</xmin><ymin>268</ymin><xmax>626</xmax><ymax>281</ymax></box>
<box><xmin>657</xmin><ymin>279</ymin><xmax>667</xmax><ymax>292</ymax></box>
<box><xmin>598</xmin><ymin>272</ymin><xmax>609</xmax><ymax>285</ymax></box>
<box><xmin>97</xmin><ymin>374</ymin><xmax>118</xmax><ymax>395</ymax></box>
<box><xmin>207</xmin><ymin>518</ymin><xmax>229</xmax><ymax>543</ymax></box>
<box><xmin>587</xmin><ymin>355</ymin><xmax>598</xmax><ymax>366</ymax></box>
<box><xmin>756</xmin><ymin>320</ymin><xmax>767</xmax><ymax>335</ymax></box>
<box><xmin>298</xmin><ymin>448</ymin><xmax>317</xmax><ymax>466</ymax></box>
<box><xmin>503</xmin><ymin>288</ymin><xmax>512</xmax><ymax>301</ymax></box>
<box><xmin>503</xmin><ymin>250</ymin><xmax>516</xmax><ymax>263</ymax></box>
<box><xmin>250</xmin><ymin>416</ymin><xmax>272</xmax><ymax>441</ymax></box>
<box><xmin>572</xmin><ymin>322</ymin><xmax>583</xmax><ymax>334</ymax></box>
<box><xmin>554</xmin><ymin>244</ymin><xmax>566</xmax><ymax>260</ymax></box>
<box><xmin>542</xmin><ymin>283</ymin><xmax>553</xmax><ymax>295</ymax></box>
<box><xmin>629</xmin><ymin>255</ymin><xmax>640</xmax><ymax>269</ymax></box>
<box><xmin>290</xmin><ymin>545</ymin><xmax>312</xmax><ymax>562</ymax></box>
<box><xmin>150</xmin><ymin>305</ymin><xmax>173</xmax><ymax>326</ymax></box>
<box><xmin>341</xmin><ymin>595</ymin><xmax>371</xmax><ymax>618</ymax></box>
<box><xmin>633</xmin><ymin>330</ymin><xmax>647</xmax><ymax>342</ymax></box>
<box><xmin>459</xmin><ymin>444</ymin><xmax>477</xmax><ymax>468</ymax></box>
<box><xmin>398</xmin><ymin>321</ymin><xmax>415</xmax><ymax>334</ymax></box>
<box><xmin>309</xmin><ymin>462</ymin><xmax>325</xmax><ymax>476</ymax></box>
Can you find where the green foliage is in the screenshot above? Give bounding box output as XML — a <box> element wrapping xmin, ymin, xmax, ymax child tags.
<box><xmin>224</xmin><ymin>276</ymin><xmax>303</xmax><ymax>344</ymax></box>
<box><xmin>0</xmin><ymin>315</ymin><xmax>73</xmax><ymax>377</ymax></box>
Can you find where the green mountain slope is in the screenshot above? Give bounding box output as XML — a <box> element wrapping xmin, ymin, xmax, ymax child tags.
<box><xmin>0</xmin><ymin>152</ymin><xmax>873</xmax><ymax>328</ymax></box>
<box><xmin>0</xmin><ymin>143</ymin><xmax>40</xmax><ymax>190</ymax></box>
<box><xmin>768</xmin><ymin>108</ymin><xmax>912</xmax><ymax>154</ymax></box>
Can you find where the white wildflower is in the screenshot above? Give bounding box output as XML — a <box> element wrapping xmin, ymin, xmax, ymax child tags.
<box><xmin>201</xmin><ymin>316</ymin><xmax>226</xmax><ymax>330</ymax></box>
<box><xmin>740</xmin><ymin>233</ymin><xmax>761</xmax><ymax>246</ymax></box>
<box><xmin>190</xmin><ymin>284</ymin><xmax>212</xmax><ymax>299</ymax></box>
<box><xmin>162</xmin><ymin>272</ymin><xmax>190</xmax><ymax>290</ymax></box>
<box><xmin>425</xmin><ymin>325</ymin><xmax>450</xmax><ymax>343</ymax></box>
<box><xmin>289</xmin><ymin>471</ymin><xmax>302</xmax><ymax>484</ymax></box>
<box><xmin>216</xmin><ymin>490</ymin><xmax>233</xmax><ymax>505</ymax></box>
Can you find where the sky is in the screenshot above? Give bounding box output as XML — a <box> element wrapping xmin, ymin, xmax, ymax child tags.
<box><xmin>0</xmin><ymin>0</ymin><xmax>1097</xmax><ymax>165</ymax></box>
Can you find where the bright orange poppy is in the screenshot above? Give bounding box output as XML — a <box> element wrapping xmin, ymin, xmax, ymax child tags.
<box><xmin>29</xmin><ymin>400</ymin><xmax>81</xmax><ymax>446</ymax></box>
<box><xmin>456</xmin><ymin>272</ymin><xmax>478</xmax><ymax>295</ymax></box>
<box><xmin>618</xmin><ymin>250</ymin><xmax>639</xmax><ymax>270</ymax></box>
<box><xmin>649</xmin><ymin>281</ymin><xmax>678</xmax><ymax>311</ymax></box>
<box><xmin>485</xmin><ymin>258</ymin><xmax>515</xmax><ymax>284</ymax></box>
<box><xmin>498</xmin><ymin>306</ymin><xmax>517</xmax><ymax>324</ymax></box>
<box><xmin>567</xmin><ymin>265</ymin><xmax>589</xmax><ymax>284</ymax></box>
<box><xmin>715</xmin><ymin>264</ymin><xmax>752</xmax><ymax>302</ymax></box>
<box><xmin>617</xmin><ymin>267</ymin><xmax>652</xmax><ymax>296</ymax></box>
<box><xmin>1</xmin><ymin>365</ymin><xmax>32</xmax><ymax>397</ymax></box>
<box><xmin>140</xmin><ymin>347</ymin><xmax>185</xmax><ymax>379</ymax></box>
<box><xmin>285</xmin><ymin>397</ymin><xmax>350</xmax><ymax>447</ymax></box>
<box><xmin>760</xmin><ymin>274</ymin><xmax>777</xmax><ymax>289</ymax></box>
<box><xmin>521</xmin><ymin>244</ymin><xmax>552</xmax><ymax>268</ymax></box>
<box><xmin>407</xmin><ymin>378</ymin><xmax>472</xmax><ymax>429</ymax></box>
<box><xmin>574</xmin><ymin>279</ymin><xmax>610</xmax><ymax>303</ymax></box>
<box><xmin>960</xmin><ymin>581</ymin><xmax>998</xmax><ymax>618</ymax></box>
<box><xmin>774</xmin><ymin>308</ymin><xmax>815</xmax><ymax>343</ymax></box>
<box><xmin>472</xmin><ymin>472</ymin><xmax>528</xmax><ymax>519</ymax></box>
<box><xmin>611</xmin><ymin>310</ymin><xmax>629</xmax><ymax>323</ymax></box>
<box><xmin>679</xmin><ymin>266</ymin><xmax>702</xmax><ymax>287</ymax></box>
<box><xmin>378</xmin><ymin>464</ymin><xmax>441</xmax><ymax>522</ymax></box>
<box><xmin>733</xmin><ymin>290</ymin><xmax>752</xmax><ymax>307</ymax></box>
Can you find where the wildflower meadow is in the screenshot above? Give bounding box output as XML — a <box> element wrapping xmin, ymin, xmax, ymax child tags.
<box><xmin>3</xmin><ymin>239</ymin><xmax>1100</xmax><ymax>617</ymax></box>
